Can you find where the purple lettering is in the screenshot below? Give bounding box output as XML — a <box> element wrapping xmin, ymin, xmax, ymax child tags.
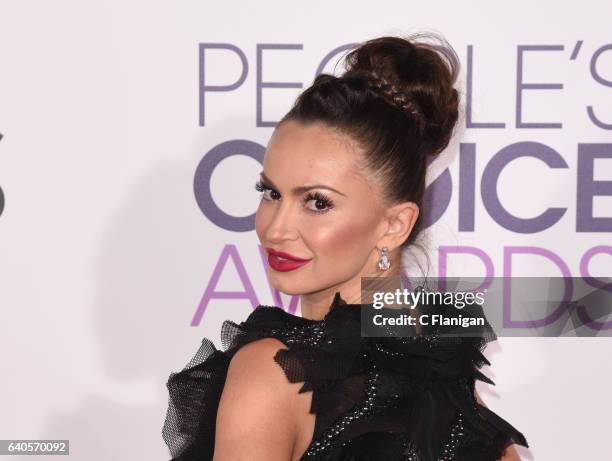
<box><xmin>199</xmin><ymin>43</ymin><xmax>248</xmax><ymax>127</ymax></box>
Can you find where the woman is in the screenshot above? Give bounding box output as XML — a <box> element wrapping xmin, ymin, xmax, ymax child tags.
<box><xmin>162</xmin><ymin>33</ymin><xmax>529</xmax><ymax>460</ymax></box>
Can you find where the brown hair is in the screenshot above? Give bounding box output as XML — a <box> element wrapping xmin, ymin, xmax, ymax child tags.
<box><xmin>279</xmin><ymin>33</ymin><xmax>460</xmax><ymax>250</ymax></box>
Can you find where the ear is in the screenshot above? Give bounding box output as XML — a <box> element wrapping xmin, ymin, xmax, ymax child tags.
<box><xmin>378</xmin><ymin>202</ymin><xmax>419</xmax><ymax>250</ymax></box>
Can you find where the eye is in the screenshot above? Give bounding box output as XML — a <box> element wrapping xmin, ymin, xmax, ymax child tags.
<box><xmin>255</xmin><ymin>180</ymin><xmax>334</xmax><ymax>213</ymax></box>
<box><xmin>254</xmin><ymin>180</ymin><xmax>280</xmax><ymax>201</ymax></box>
<box><xmin>304</xmin><ymin>191</ymin><xmax>334</xmax><ymax>213</ymax></box>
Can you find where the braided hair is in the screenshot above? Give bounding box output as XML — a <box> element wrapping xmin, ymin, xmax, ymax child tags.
<box><xmin>279</xmin><ymin>33</ymin><xmax>460</xmax><ymax>250</ymax></box>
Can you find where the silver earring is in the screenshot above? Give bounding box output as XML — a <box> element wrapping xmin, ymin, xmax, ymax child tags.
<box><xmin>378</xmin><ymin>246</ymin><xmax>391</xmax><ymax>271</ymax></box>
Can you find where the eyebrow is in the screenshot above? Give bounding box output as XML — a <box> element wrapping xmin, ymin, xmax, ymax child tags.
<box><xmin>260</xmin><ymin>171</ymin><xmax>347</xmax><ymax>197</ymax></box>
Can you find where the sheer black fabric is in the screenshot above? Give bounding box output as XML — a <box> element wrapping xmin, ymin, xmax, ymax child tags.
<box><xmin>162</xmin><ymin>292</ymin><xmax>529</xmax><ymax>460</ymax></box>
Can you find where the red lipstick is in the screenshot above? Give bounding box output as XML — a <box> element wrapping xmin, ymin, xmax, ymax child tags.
<box><xmin>266</xmin><ymin>247</ymin><xmax>312</xmax><ymax>272</ymax></box>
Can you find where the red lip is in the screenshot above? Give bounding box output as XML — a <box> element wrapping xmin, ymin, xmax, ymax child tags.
<box><xmin>266</xmin><ymin>247</ymin><xmax>311</xmax><ymax>261</ymax></box>
<box><xmin>266</xmin><ymin>247</ymin><xmax>312</xmax><ymax>272</ymax></box>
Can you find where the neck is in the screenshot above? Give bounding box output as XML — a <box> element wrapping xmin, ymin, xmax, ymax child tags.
<box><xmin>299</xmin><ymin>255</ymin><xmax>402</xmax><ymax>321</ymax></box>
<box><xmin>299</xmin><ymin>280</ymin><xmax>362</xmax><ymax>321</ymax></box>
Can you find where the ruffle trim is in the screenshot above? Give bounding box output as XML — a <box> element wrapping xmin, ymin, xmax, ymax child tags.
<box><xmin>162</xmin><ymin>292</ymin><xmax>529</xmax><ymax>460</ymax></box>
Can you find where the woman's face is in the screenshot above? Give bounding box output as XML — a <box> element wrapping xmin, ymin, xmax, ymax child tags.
<box><xmin>255</xmin><ymin>119</ymin><xmax>392</xmax><ymax>297</ymax></box>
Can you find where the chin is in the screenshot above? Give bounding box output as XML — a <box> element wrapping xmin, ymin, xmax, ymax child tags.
<box><xmin>268</xmin><ymin>273</ymin><xmax>310</xmax><ymax>296</ymax></box>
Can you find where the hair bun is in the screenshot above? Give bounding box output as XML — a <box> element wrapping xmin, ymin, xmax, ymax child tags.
<box><xmin>356</xmin><ymin>69</ymin><xmax>421</xmax><ymax>118</ymax></box>
<box><xmin>342</xmin><ymin>34</ymin><xmax>460</xmax><ymax>156</ymax></box>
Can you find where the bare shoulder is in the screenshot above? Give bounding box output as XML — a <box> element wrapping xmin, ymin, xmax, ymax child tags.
<box><xmin>213</xmin><ymin>337</ymin><xmax>301</xmax><ymax>461</ymax></box>
<box><xmin>227</xmin><ymin>337</ymin><xmax>289</xmax><ymax>380</ymax></box>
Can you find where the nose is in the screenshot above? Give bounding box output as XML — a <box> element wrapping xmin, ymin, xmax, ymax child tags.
<box><xmin>264</xmin><ymin>200</ymin><xmax>299</xmax><ymax>243</ymax></box>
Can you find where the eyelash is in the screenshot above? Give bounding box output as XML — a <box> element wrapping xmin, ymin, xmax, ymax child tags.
<box><xmin>254</xmin><ymin>180</ymin><xmax>335</xmax><ymax>213</ymax></box>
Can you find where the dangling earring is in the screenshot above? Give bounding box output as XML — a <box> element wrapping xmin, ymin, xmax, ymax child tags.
<box><xmin>378</xmin><ymin>246</ymin><xmax>391</xmax><ymax>271</ymax></box>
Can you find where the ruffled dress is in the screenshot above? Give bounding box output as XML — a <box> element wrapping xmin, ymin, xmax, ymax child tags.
<box><xmin>161</xmin><ymin>292</ymin><xmax>529</xmax><ymax>460</ymax></box>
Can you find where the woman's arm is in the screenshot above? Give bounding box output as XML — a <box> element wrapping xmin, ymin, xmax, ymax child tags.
<box><xmin>474</xmin><ymin>390</ymin><xmax>522</xmax><ymax>461</ymax></box>
<box><xmin>213</xmin><ymin>338</ymin><xmax>299</xmax><ymax>461</ymax></box>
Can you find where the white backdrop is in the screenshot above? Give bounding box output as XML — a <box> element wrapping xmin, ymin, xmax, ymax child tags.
<box><xmin>0</xmin><ymin>1</ymin><xmax>611</xmax><ymax>460</ymax></box>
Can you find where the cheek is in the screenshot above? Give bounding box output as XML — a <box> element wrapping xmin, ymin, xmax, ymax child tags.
<box><xmin>304</xmin><ymin>218</ymin><xmax>371</xmax><ymax>258</ymax></box>
<box><xmin>254</xmin><ymin>202</ymin><xmax>269</xmax><ymax>242</ymax></box>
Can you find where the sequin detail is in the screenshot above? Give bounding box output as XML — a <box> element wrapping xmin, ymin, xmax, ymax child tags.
<box><xmin>399</xmin><ymin>412</ymin><xmax>465</xmax><ymax>461</ymax></box>
<box><xmin>162</xmin><ymin>294</ymin><xmax>529</xmax><ymax>461</ymax></box>
<box><xmin>436</xmin><ymin>412</ymin><xmax>464</xmax><ymax>460</ymax></box>
<box><xmin>304</xmin><ymin>366</ymin><xmax>381</xmax><ymax>457</ymax></box>
<box><xmin>259</xmin><ymin>312</ymin><xmax>468</xmax><ymax>460</ymax></box>
<box><xmin>402</xmin><ymin>442</ymin><xmax>420</xmax><ymax>461</ymax></box>
<box><xmin>269</xmin><ymin>321</ymin><xmax>326</xmax><ymax>346</ymax></box>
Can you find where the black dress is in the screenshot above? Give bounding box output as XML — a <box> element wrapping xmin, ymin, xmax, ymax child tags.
<box><xmin>162</xmin><ymin>291</ymin><xmax>529</xmax><ymax>460</ymax></box>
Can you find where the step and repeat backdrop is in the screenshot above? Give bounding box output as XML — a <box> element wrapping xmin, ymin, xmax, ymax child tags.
<box><xmin>0</xmin><ymin>1</ymin><xmax>610</xmax><ymax>459</ymax></box>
